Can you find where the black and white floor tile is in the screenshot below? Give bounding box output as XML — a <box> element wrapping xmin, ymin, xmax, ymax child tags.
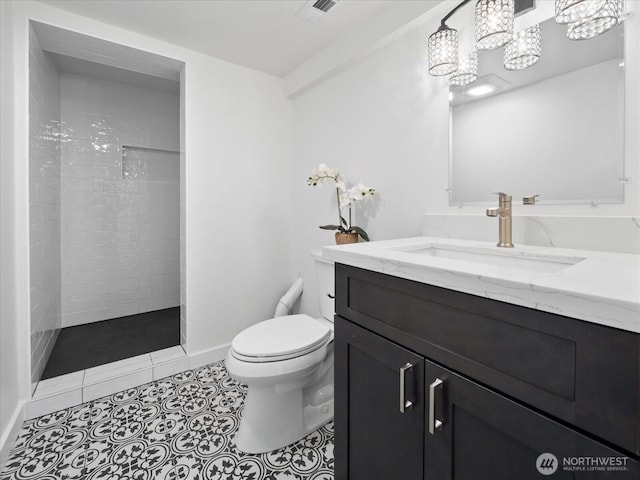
<box><xmin>1</xmin><ymin>361</ymin><xmax>334</xmax><ymax>480</ymax></box>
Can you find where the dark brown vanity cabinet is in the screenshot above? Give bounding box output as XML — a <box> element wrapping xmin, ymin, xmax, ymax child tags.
<box><xmin>334</xmin><ymin>264</ymin><xmax>640</xmax><ymax>480</ymax></box>
<box><xmin>335</xmin><ymin>318</ymin><xmax>424</xmax><ymax>480</ymax></box>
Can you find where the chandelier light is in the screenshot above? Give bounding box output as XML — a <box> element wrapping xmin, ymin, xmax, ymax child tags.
<box><xmin>428</xmin><ymin>26</ymin><xmax>460</xmax><ymax>76</ymax></box>
<box><xmin>427</xmin><ymin>0</ymin><xmax>625</xmax><ymax>79</ymax></box>
<box><xmin>567</xmin><ymin>0</ymin><xmax>623</xmax><ymax>40</ymax></box>
<box><xmin>475</xmin><ymin>0</ymin><xmax>515</xmax><ymax>50</ymax></box>
<box><xmin>450</xmin><ymin>51</ymin><xmax>479</xmax><ymax>86</ymax></box>
<box><xmin>504</xmin><ymin>24</ymin><xmax>541</xmax><ymax>70</ymax></box>
<box><xmin>555</xmin><ymin>0</ymin><xmax>607</xmax><ymax>24</ymax></box>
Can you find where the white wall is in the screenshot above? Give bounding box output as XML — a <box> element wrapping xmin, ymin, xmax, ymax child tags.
<box><xmin>1</xmin><ymin>0</ymin><xmax>293</xmax><ymax>460</ymax></box>
<box><xmin>291</xmin><ymin>23</ymin><xmax>444</xmax><ymax>316</ymax></box>
<box><xmin>28</xmin><ymin>29</ymin><xmax>61</xmax><ymax>392</ymax></box>
<box><xmin>60</xmin><ymin>72</ymin><xmax>180</xmax><ymax>326</ymax></box>
<box><xmin>291</xmin><ymin>3</ymin><xmax>640</xmax><ymax>317</ymax></box>
<box><xmin>1</xmin><ymin>0</ymin><xmax>29</xmax><ymax>469</ymax></box>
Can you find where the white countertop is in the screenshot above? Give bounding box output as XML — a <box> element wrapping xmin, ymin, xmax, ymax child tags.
<box><xmin>323</xmin><ymin>237</ymin><xmax>640</xmax><ymax>333</ymax></box>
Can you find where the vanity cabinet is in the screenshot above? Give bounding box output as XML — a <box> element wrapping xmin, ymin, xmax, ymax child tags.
<box><xmin>335</xmin><ymin>318</ymin><xmax>424</xmax><ymax>480</ymax></box>
<box><xmin>334</xmin><ymin>263</ymin><xmax>640</xmax><ymax>480</ymax></box>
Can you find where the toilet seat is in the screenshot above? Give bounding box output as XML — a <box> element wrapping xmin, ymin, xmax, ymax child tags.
<box><xmin>231</xmin><ymin>314</ymin><xmax>331</xmax><ymax>363</ymax></box>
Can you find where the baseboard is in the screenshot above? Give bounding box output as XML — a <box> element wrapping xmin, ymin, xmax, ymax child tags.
<box><xmin>0</xmin><ymin>400</ymin><xmax>27</xmax><ymax>471</ymax></box>
<box><xmin>188</xmin><ymin>344</ymin><xmax>230</xmax><ymax>370</ymax></box>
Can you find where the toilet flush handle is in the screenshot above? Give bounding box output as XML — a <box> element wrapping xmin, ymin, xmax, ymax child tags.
<box><xmin>327</xmin><ymin>293</ymin><xmax>335</xmax><ymax>299</ymax></box>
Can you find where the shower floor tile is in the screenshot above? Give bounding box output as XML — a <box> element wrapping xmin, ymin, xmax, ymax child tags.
<box><xmin>1</xmin><ymin>361</ymin><xmax>334</xmax><ymax>480</ymax></box>
<box><xmin>41</xmin><ymin>307</ymin><xmax>180</xmax><ymax>380</ymax></box>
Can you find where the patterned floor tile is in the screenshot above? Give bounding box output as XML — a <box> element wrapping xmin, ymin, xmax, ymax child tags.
<box><xmin>1</xmin><ymin>361</ymin><xmax>334</xmax><ymax>480</ymax></box>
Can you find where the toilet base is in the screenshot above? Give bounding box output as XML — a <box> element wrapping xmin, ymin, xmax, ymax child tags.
<box><xmin>232</xmin><ymin>349</ymin><xmax>335</xmax><ymax>454</ymax></box>
<box><xmin>233</xmin><ymin>384</ymin><xmax>333</xmax><ymax>454</ymax></box>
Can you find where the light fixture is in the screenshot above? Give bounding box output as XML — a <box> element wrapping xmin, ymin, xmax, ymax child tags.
<box><xmin>466</xmin><ymin>84</ymin><xmax>496</xmax><ymax>97</ymax></box>
<box><xmin>450</xmin><ymin>51</ymin><xmax>478</xmax><ymax>86</ymax></box>
<box><xmin>567</xmin><ymin>0</ymin><xmax>623</xmax><ymax>40</ymax></box>
<box><xmin>428</xmin><ymin>26</ymin><xmax>460</xmax><ymax>76</ymax></box>
<box><xmin>475</xmin><ymin>0</ymin><xmax>515</xmax><ymax>50</ymax></box>
<box><xmin>427</xmin><ymin>0</ymin><xmax>625</xmax><ymax>80</ymax></box>
<box><xmin>504</xmin><ymin>24</ymin><xmax>541</xmax><ymax>70</ymax></box>
<box><xmin>555</xmin><ymin>0</ymin><xmax>607</xmax><ymax>23</ymax></box>
<box><xmin>428</xmin><ymin>0</ymin><xmax>480</xmax><ymax>77</ymax></box>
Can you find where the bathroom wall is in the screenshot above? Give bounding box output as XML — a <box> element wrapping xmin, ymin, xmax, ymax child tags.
<box><xmin>2</xmin><ymin>1</ymin><xmax>293</xmax><ymax>459</ymax></box>
<box><xmin>28</xmin><ymin>28</ymin><xmax>61</xmax><ymax>389</ymax></box>
<box><xmin>59</xmin><ymin>72</ymin><xmax>180</xmax><ymax>327</ymax></box>
<box><xmin>291</xmin><ymin>21</ymin><xmax>438</xmax><ymax>316</ymax></box>
<box><xmin>0</xmin><ymin>0</ymin><xmax>27</xmax><ymax>468</ymax></box>
<box><xmin>290</xmin><ymin>2</ymin><xmax>640</xmax><ymax>317</ymax></box>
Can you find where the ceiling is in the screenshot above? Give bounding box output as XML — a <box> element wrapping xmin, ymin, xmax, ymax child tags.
<box><xmin>39</xmin><ymin>0</ymin><xmax>433</xmax><ymax>77</ymax></box>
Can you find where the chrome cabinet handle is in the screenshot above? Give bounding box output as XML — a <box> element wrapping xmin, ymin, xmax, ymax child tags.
<box><xmin>399</xmin><ymin>363</ymin><xmax>414</xmax><ymax>413</ymax></box>
<box><xmin>429</xmin><ymin>378</ymin><xmax>444</xmax><ymax>434</ymax></box>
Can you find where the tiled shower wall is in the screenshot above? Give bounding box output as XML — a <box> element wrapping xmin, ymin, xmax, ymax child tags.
<box><xmin>60</xmin><ymin>72</ymin><xmax>179</xmax><ymax>327</ymax></box>
<box><xmin>29</xmin><ymin>30</ymin><xmax>61</xmax><ymax>389</ymax></box>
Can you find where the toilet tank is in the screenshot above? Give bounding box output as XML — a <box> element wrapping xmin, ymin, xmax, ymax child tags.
<box><xmin>311</xmin><ymin>250</ymin><xmax>335</xmax><ymax>322</ymax></box>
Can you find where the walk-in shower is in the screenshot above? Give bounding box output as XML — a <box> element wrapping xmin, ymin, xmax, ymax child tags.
<box><xmin>28</xmin><ymin>21</ymin><xmax>185</xmax><ymax>388</ymax></box>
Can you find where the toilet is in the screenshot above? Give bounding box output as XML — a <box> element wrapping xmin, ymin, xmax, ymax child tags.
<box><xmin>225</xmin><ymin>250</ymin><xmax>335</xmax><ymax>454</ymax></box>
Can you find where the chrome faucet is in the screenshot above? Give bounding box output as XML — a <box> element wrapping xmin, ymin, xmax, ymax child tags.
<box><xmin>486</xmin><ymin>192</ymin><xmax>514</xmax><ymax>248</ymax></box>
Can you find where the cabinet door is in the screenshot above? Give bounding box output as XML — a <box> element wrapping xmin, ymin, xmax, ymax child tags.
<box><xmin>335</xmin><ymin>317</ymin><xmax>425</xmax><ymax>480</ymax></box>
<box><xmin>424</xmin><ymin>359</ymin><xmax>639</xmax><ymax>479</ymax></box>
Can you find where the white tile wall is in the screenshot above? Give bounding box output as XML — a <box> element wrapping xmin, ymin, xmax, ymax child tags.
<box><xmin>29</xmin><ymin>29</ymin><xmax>61</xmax><ymax>389</ymax></box>
<box><xmin>59</xmin><ymin>73</ymin><xmax>180</xmax><ymax>327</ymax></box>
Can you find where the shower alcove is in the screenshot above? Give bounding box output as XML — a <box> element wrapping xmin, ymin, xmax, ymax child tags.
<box><xmin>28</xmin><ymin>21</ymin><xmax>187</xmax><ymax>412</ymax></box>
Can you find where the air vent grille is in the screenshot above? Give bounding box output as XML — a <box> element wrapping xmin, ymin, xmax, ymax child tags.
<box><xmin>312</xmin><ymin>0</ymin><xmax>337</xmax><ymax>13</ymax></box>
<box><xmin>515</xmin><ymin>0</ymin><xmax>536</xmax><ymax>16</ymax></box>
<box><xmin>296</xmin><ymin>0</ymin><xmax>340</xmax><ymax>23</ymax></box>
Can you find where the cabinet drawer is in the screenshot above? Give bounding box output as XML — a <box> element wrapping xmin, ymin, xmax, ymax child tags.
<box><xmin>335</xmin><ymin>263</ymin><xmax>640</xmax><ymax>454</ymax></box>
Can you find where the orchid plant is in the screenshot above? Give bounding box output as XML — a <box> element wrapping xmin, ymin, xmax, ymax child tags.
<box><xmin>307</xmin><ymin>163</ymin><xmax>375</xmax><ymax>241</ymax></box>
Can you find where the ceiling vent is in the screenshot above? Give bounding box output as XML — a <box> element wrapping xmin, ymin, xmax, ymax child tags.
<box><xmin>515</xmin><ymin>0</ymin><xmax>536</xmax><ymax>16</ymax></box>
<box><xmin>296</xmin><ymin>0</ymin><xmax>339</xmax><ymax>24</ymax></box>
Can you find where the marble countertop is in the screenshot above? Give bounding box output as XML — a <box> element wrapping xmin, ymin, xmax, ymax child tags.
<box><xmin>323</xmin><ymin>237</ymin><xmax>640</xmax><ymax>333</ymax></box>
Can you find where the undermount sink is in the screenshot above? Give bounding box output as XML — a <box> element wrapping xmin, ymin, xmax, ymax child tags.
<box><xmin>388</xmin><ymin>243</ymin><xmax>585</xmax><ymax>273</ymax></box>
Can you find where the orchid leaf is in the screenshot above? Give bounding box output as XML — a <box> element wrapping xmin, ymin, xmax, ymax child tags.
<box><xmin>319</xmin><ymin>225</ymin><xmax>343</xmax><ymax>231</ymax></box>
<box><xmin>340</xmin><ymin>216</ymin><xmax>348</xmax><ymax>228</ymax></box>
<box><xmin>350</xmin><ymin>226</ymin><xmax>370</xmax><ymax>242</ymax></box>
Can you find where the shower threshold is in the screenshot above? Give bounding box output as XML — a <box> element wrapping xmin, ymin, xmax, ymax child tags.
<box><xmin>30</xmin><ymin>345</ymin><xmax>189</xmax><ymax>419</ymax></box>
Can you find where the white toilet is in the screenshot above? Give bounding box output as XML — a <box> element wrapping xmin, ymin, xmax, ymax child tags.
<box><xmin>225</xmin><ymin>250</ymin><xmax>335</xmax><ymax>454</ymax></box>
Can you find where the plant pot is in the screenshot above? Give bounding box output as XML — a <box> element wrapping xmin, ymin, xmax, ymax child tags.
<box><xmin>335</xmin><ymin>232</ymin><xmax>359</xmax><ymax>245</ymax></box>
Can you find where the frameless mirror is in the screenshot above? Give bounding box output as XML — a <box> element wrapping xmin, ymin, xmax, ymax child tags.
<box><xmin>449</xmin><ymin>17</ymin><xmax>625</xmax><ymax>205</ymax></box>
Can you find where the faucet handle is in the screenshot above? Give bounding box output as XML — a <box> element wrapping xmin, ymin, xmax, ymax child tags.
<box><xmin>523</xmin><ymin>194</ymin><xmax>540</xmax><ymax>205</ymax></box>
<box><xmin>492</xmin><ymin>192</ymin><xmax>511</xmax><ymax>201</ymax></box>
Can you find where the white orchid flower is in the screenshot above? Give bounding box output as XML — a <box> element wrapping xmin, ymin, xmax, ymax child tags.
<box><xmin>307</xmin><ymin>164</ymin><xmax>376</xmax><ymax>242</ymax></box>
<box><xmin>339</xmin><ymin>191</ymin><xmax>353</xmax><ymax>209</ymax></box>
<box><xmin>349</xmin><ymin>183</ymin><xmax>375</xmax><ymax>200</ymax></box>
<box><xmin>308</xmin><ymin>163</ymin><xmax>343</xmax><ymax>186</ymax></box>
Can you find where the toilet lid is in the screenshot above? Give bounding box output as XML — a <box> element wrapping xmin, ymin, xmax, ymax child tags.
<box><xmin>232</xmin><ymin>314</ymin><xmax>331</xmax><ymax>360</ymax></box>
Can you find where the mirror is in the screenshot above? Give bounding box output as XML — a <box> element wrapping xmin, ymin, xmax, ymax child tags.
<box><xmin>449</xmin><ymin>17</ymin><xmax>625</xmax><ymax>205</ymax></box>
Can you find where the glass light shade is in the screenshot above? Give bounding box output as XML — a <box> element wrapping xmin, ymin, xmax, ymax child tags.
<box><xmin>567</xmin><ymin>0</ymin><xmax>623</xmax><ymax>40</ymax></box>
<box><xmin>555</xmin><ymin>0</ymin><xmax>607</xmax><ymax>24</ymax></box>
<box><xmin>475</xmin><ymin>0</ymin><xmax>515</xmax><ymax>50</ymax></box>
<box><xmin>504</xmin><ymin>24</ymin><xmax>541</xmax><ymax>70</ymax></box>
<box><xmin>428</xmin><ymin>26</ymin><xmax>459</xmax><ymax>76</ymax></box>
<box><xmin>450</xmin><ymin>51</ymin><xmax>478</xmax><ymax>86</ymax></box>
